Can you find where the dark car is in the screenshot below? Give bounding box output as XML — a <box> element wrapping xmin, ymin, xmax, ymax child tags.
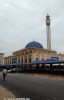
<box><xmin>0</xmin><ymin>68</ymin><xmax>3</xmax><ymax>71</ymax></box>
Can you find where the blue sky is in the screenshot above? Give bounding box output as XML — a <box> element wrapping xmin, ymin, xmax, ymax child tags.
<box><xmin>0</xmin><ymin>0</ymin><xmax>64</xmax><ymax>56</ymax></box>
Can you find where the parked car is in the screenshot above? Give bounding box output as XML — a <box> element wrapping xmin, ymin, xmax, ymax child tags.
<box><xmin>11</xmin><ymin>68</ymin><xmax>22</xmax><ymax>73</ymax></box>
<box><xmin>0</xmin><ymin>68</ymin><xmax>3</xmax><ymax>71</ymax></box>
<box><xmin>7</xmin><ymin>69</ymin><xmax>12</xmax><ymax>73</ymax></box>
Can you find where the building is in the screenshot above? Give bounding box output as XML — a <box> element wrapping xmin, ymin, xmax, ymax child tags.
<box><xmin>0</xmin><ymin>53</ymin><xmax>4</xmax><ymax>64</ymax></box>
<box><xmin>3</xmin><ymin>15</ymin><xmax>64</xmax><ymax>66</ymax></box>
<box><xmin>3</xmin><ymin>40</ymin><xmax>64</xmax><ymax>65</ymax></box>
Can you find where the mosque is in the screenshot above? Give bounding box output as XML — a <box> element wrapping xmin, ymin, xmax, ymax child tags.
<box><xmin>3</xmin><ymin>15</ymin><xmax>64</xmax><ymax>66</ymax></box>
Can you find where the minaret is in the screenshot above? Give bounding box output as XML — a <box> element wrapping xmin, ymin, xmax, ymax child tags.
<box><xmin>46</xmin><ymin>14</ymin><xmax>51</xmax><ymax>50</ymax></box>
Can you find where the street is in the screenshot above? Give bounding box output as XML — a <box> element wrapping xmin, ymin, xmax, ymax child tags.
<box><xmin>0</xmin><ymin>73</ymin><xmax>64</xmax><ymax>100</ymax></box>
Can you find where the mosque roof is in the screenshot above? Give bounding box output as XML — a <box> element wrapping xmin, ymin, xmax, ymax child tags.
<box><xmin>25</xmin><ymin>41</ymin><xmax>43</xmax><ymax>49</ymax></box>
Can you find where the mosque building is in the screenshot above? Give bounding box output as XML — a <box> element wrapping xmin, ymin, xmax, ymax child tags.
<box><xmin>3</xmin><ymin>15</ymin><xmax>64</xmax><ymax>65</ymax></box>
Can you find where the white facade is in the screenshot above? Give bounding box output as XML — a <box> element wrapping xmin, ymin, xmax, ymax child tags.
<box><xmin>0</xmin><ymin>53</ymin><xmax>4</xmax><ymax>64</ymax></box>
<box><xmin>46</xmin><ymin>14</ymin><xmax>51</xmax><ymax>50</ymax></box>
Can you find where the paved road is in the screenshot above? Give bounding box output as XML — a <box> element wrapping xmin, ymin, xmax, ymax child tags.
<box><xmin>0</xmin><ymin>73</ymin><xmax>64</xmax><ymax>100</ymax></box>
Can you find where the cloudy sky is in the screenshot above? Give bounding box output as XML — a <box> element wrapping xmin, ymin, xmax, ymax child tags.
<box><xmin>0</xmin><ymin>0</ymin><xmax>64</xmax><ymax>56</ymax></box>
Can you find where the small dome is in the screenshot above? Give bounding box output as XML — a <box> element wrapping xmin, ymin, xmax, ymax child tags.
<box><xmin>25</xmin><ymin>41</ymin><xmax>43</xmax><ymax>49</ymax></box>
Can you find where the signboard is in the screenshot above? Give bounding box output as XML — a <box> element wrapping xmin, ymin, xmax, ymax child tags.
<box><xmin>51</xmin><ymin>57</ymin><xmax>59</xmax><ymax>61</ymax></box>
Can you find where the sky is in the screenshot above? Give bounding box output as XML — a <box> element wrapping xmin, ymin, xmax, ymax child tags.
<box><xmin>0</xmin><ymin>0</ymin><xmax>64</xmax><ymax>56</ymax></box>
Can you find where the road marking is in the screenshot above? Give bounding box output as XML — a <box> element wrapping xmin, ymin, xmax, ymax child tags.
<box><xmin>53</xmin><ymin>98</ymin><xmax>56</xmax><ymax>99</ymax></box>
<box><xmin>29</xmin><ymin>79</ymin><xmax>43</xmax><ymax>83</ymax></box>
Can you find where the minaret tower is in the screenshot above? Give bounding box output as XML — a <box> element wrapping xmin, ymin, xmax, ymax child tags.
<box><xmin>46</xmin><ymin>14</ymin><xmax>51</xmax><ymax>50</ymax></box>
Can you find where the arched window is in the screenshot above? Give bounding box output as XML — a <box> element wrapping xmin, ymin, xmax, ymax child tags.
<box><xmin>29</xmin><ymin>58</ymin><xmax>31</xmax><ymax>63</ymax></box>
<box><xmin>36</xmin><ymin>55</ymin><xmax>39</xmax><ymax>60</ymax></box>
<box><xmin>36</xmin><ymin>58</ymin><xmax>38</xmax><ymax>60</ymax></box>
<box><xmin>21</xmin><ymin>59</ymin><xmax>23</xmax><ymax>63</ymax></box>
<box><xmin>25</xmin><ymin>58</ymin><xmax>27</xmax><ymax>63</ymax></box>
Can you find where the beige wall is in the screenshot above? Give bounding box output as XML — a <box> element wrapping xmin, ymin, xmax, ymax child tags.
<box><xmin>3</xmin><ymin>48</ymin><xmax>64</xmax><ymax>64</ymax></box>
<box><xmin>0</xmin><ymin>53</ymin><xmax>4</xmax><ymax>64</ymax></box>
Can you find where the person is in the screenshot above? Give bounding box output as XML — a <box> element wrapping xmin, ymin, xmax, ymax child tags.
<box><xmin>2</xmin><ymin>69</ymin><xmax>7</xmax><ymax>81</ymax></box>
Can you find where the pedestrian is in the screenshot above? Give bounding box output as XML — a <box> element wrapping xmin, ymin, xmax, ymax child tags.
<box><xmin>2</xmin><ymin>68</ymin><xmax>7</xmax><ymax>81</ymax></box>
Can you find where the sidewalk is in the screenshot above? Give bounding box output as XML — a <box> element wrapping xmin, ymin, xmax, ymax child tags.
<box><xmin>0</xmin><ymin>85</ymin><xmax>16</xmax><ymax>100</ymax></box>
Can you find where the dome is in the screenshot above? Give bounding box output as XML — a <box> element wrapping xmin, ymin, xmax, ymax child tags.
<box><xmin>25</xmin><ymin>41</ymin><xmax>43</xmax><ymax>49</ymax></box>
